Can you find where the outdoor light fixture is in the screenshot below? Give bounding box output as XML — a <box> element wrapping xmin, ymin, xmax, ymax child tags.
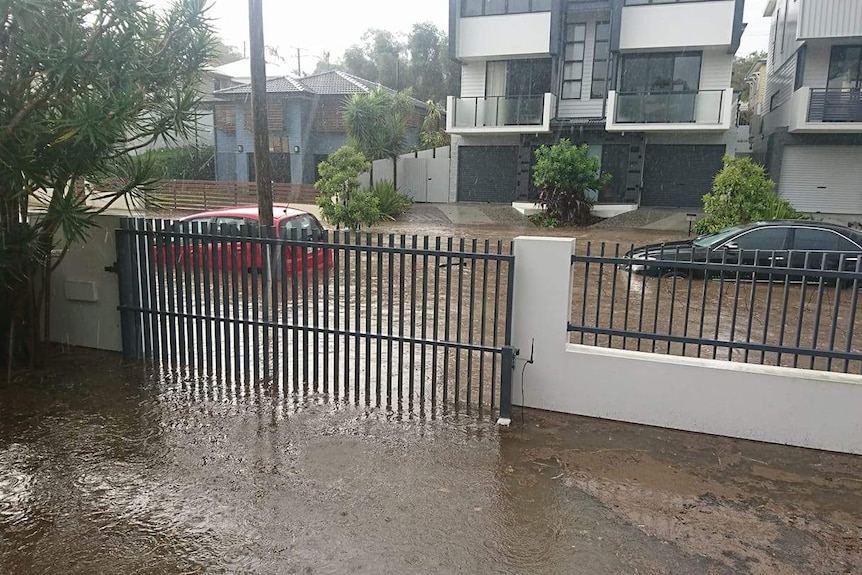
<box><xmin>236</xmin><ymin>144</ymin><xmax>244</xmax><ymax>153</ymax></box>
<box><xmin>293</xmin><ymin>145</ymin><xmax>301</xmax><ymax>154</ymax></box>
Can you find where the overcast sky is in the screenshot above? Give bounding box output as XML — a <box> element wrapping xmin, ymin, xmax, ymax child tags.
<box><xmin>153</xmin><ymin>0</ymin><xmax>771</xmax><ymax>73</ymax></box>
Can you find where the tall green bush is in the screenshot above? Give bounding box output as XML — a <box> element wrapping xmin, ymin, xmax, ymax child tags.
<box><xmin>694</xmin><ymin>156</ymin><xmax>806</xmax><ymax>234</ymax></box>
<box><xmin>314</xmin><ymin>146</ymin><xmax>381</xmax><ymax>230</ymax></box>
<box><xmin>532</xmin><ymin>139</ymin><xmax>610</xmax><ymax>226</ymax></box>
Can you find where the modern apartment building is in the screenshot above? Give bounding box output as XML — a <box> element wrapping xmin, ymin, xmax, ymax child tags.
<box><xmin>446</xmin><ymin>0</ymin><xmax>745</xmax><ymax>211</ymax></box>
<box><xmin>753</xmin><ymin>0</ymin><xmax>862</xmax><ymax>215</ymax></box>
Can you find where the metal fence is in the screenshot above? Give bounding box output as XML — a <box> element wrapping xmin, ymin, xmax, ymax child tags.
<box><xmin>115</xmin><ymin>218</ymin><xmax>515</xmax><ymax>416</ymax></box>
<box><xmin>569</xmin><ymin>242</ymin><xmax>862</xmax><ymax>374</ymax></box>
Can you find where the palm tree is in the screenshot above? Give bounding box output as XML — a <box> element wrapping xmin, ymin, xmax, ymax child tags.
<box><xmin>343</xmin><ymin>89</ymin><xmax>412</xmax><ymax>188</ymax></box>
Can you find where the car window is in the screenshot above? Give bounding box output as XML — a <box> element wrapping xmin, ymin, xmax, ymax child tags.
<box><xmin>792</xmin><ymin>228</ymin><xmax>861</xmax><ymax>252</ymax></box>
<box><xmin>727</xmin><ymin>227</ymin><xmax>789</xmax><ymax>251</ymax></box>
<box><xmin>280</xmin><ymin>215</ymin><xmax>321</xmax><ymax>240</ymax></box>
<box><xmin>177</xmin><ymin>217</ymin><xmax>211</xmax><ymax>231</ymax></box>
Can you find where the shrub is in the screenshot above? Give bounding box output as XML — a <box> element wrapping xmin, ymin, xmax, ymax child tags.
<box><xmin>532</xmin><ymin>139</ymin><xmax>610</xmax><ymax>226</ymax></box>
<box><xmin>314</xmin><ymin>146</ymin><xmax>382</xmax><ymax>230</ymax></box>
<box><xmin>694</xmin><ymin>156</ymin><xmax>806</xmax><ymax>234</ymax></box>
<box><xmin>143</xmin><ymin>145</ymin><xmax>215</xmax><ymax>180</ymax></box>
<box><xmin>370</xmin><ymin>180</ymin><xmax>413</xmax><ymax>220</ymax></box>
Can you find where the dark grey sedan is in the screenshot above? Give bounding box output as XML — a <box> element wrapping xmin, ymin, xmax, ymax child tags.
<box><xmin>624</xmin><ymin>221</ymin><xmax>862</xmax><ymax>279</ymax></box>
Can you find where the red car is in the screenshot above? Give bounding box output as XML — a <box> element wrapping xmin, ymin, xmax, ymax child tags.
<box><xmin>161</xmin><ymin>205</ymin><xmax>332</xmax><ymax>273</ymax></box>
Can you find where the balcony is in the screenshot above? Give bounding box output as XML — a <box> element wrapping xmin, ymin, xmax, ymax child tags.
<box><xmin>789</xmin><ymin>88</ymin><xmax>862</xmax><ymax>133</ymax></box>
<box><xmin>606</xmin><ymin>89</ymin><xmax>733</xmax><ymax>132</ymax></box>
<box><xmin>446</xmin><ymin>94</ymin><xmax>554</xmax><ymax>134</ymax></box>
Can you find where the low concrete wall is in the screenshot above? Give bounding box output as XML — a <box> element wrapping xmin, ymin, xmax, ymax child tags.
<box><xmin>49</xmin><ymin>215</ymin><xmax>123</xmax><ymax>352</ymax></box>
<box><xmin>511</xmin><ymin>236</ymin><xmax>862</xmax><ymax>455</ymax></box>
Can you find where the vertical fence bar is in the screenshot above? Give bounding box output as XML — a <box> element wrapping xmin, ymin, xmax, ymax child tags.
<box><xmin>387</xmin><ymin>234</ymin><xmax>395</xmax><ymax>408</ymax></box>
<box><xmin>443</xmin><ymin>237</ymin><xmax>452</xmax><ymax>406</ymax></box>
<box><xmin>153</xmin><ymin>220</ymin><xmax>169</xmax><ymax>363</ymax></box>
<box><xmin>743</xmin><ymin>250</ymin><xmax>759</xmax><ymax>364</ymax></box>
<box><xmin>665</xmin><ymin>247</ymin><xmax>680</xmax><ymax>354</ymax></box>
<box><xmin>580</xmin><ymin>242</ymin><xmax>591</xmax><ymax>345</ymax></box>
<box><xmin>270</xmin><ymin>229</ymin><xmax>281</xmax><ymax>385</ymax></box>
<box><xmin>250</xmin><ymin>228</ymin><xmax>261</xmax><ymax>383</ymax></box>
<box><xmin>776</xmin><ymin>252</ymin><xmax>793</xmax><ymax>367</ymax></box>
<box><xmin>595</xmin><ymin>243</ymin><xmax>605</xmax><ymax>347</ymax></box>
<box><xmin>478</xmin><ymin>240</ymin><xmax>489</xmax><ymax>410</ymax></box>
<box><xmin>681</xmin><ymin>248</ymin><xmax>695</xmax><ymax>357</ymax></box>
<box><xmin>260</xmin><ymin>230</ymin><xmax>270</xmax><ymax>383</ymax></box>
<box><xmin>200</xmin><ymin>222</ymin><xmax>214</xmax><ymax>374</ymax></box>
<box><xmin>607</xmin><ymin>244</ymin><xmax>619</xmax><ymax>350</ymax></box>
<box><xmin>133</xmin><ymin>220</ymin><xmax>152</xmax><ymax>360</ymax></box>
<box><xmin>280</xmin><ymin>231</ymin><xmax>290</xmax><ymax>392</ymax></box>
<box><xmin>322</xmin><ymin>231</ymin><xmax>330</xmax><ymax>394</ymax></box>
<box><xmin>376</xmin><ymin>233</ymin><xmax>384</xmax><ymax>407</ymax></box>
<box><xmin>466</xmin><ymin>239</ymin><xmax>477</xmax><ymax>409</ymax></box>
<box><xmin>221</xmin><ymin>228</ymin><xmax>233</xmax><ymax>380</ymax></box>
<box><xmin>181</xmin><ymin>221</ymin><xmax>195</xmax><ymax>370</ymax></box>
<box><xmin>365</xmin><ymin>233</ymin><xmax>373</xmax><ymax>405</ymax></box>
<box><xmin>727</xmin><ymin>250</ymin><xmax>744</xmax><ymax>362</ymax></box>
<box><xmin>230</xmin><ymin>229</ymin><xmax>242</xmax><ymax>381</ymax></box>
<box><xmin>398</xmin><ymin>234</ymin><xmax>406</xmax><ymax>408</ymax></box>
<box><xmin>761</xmin><ymin>251</ymin><xmax>777</xmax><ymax>365</ymax></box>
<box><xmin>491</xmin><ymin>240</ymin><xmax>502</xmax><ymax>409</ymax></box>
<box><xmin>301</xmin><ymin>229</ymin><xmax>310</xmax><ymax>389</ymax></box>
<box><xmin>636</xmin><ymin>249</ymin><xmax>647</xmax><ymax>352</ymax></box>
<box><xmin>712</xmin><ymin>249</ymin><xmax>728</xmax><ymax>359</ymax></box>
<box><xmin>170</xmin><ymin>222</ymin><xmax>186</xmax><ymax>367</ymax></box>
<box><xmin>432</xmin><ymin>237</ymin><xmax>442</xmax><ymax>411</ymax></box>
<box><xmin>311</xmin><ymin>230</ymin><xmax>320</xmax><ymax>391</ymax></box>
<box><xmin>455</xmin><ymin>238</ymin><xmax>465</xmax><ymax>407</ymax></box>
<box><xmin>210</xmin><ymin>223</ymin><xmax>222</xmax><ymax>376</ymax></box>
<box><xmin>793</xmin><ymin>254</ymin><xmax>812</xmax><ymax>369</ymax></box>
<box><xmin>191</xmin><ymin>222</ymin><xmax>205</xmax><ymax>373</ymax></box>
<box><xmin>651</xmin><ymin>246</ymin><xmax>664</xmax><ymax>354</ymax></box>
<box><xmin>499</xmin><ymin>345</ymin><xmax>514</xmax><ymax>421</ymax></box>
<box><xmin>333</xmin><ymin>231</ymin><xmax>341</xmax><ymax>399</ymax></box>
<box><xmin>420</xmin><ymin>236</ymin><xmax>430</xmax><ymax>408</ymax></box>
<box><xmin>826</xmin><ymin>254</ymin><xmax>845</xmax><ymax>372</ymax></box>
<box><xmin>844</xmin><ymin>258</ymin><xmax>861</xmax><ymax>374</ymax></box>
<box><xmin>809</xmin><ymin>254</ymin><xmax>829</xmax><ymax>369</ymax></box>
<box><xmin>291</xmin><ymin>229</ymin><xmax>301</xmax><ymax>393</ymax></box>
<box><xmin>354</xmin><ymin>233</ymin><xmax>362</xmax><ymax>404</ymax></box>
<box><xmin>408</xmin><ymin>235</ymin><xmax>418</xmax><ymax>406</ymax></box>
<box><xmin>622</xmin><ymin>244</ymin><xmax>634</xmax><ymax>350</ymax></box>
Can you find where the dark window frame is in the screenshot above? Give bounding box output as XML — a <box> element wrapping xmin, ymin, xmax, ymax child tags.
<box><xmin>591</xmin><ymin>21</ymin><xmax>611</xmax><ymax>99</ymax></box>
<box><xmin>486</xmin><ymin>58</ymin><xmax>552</xmax><ymax>98</ymax></box>
<box><xmin>769</xmin><ymin>92</ymin><xmax>780</xmax><ymax>111</ymax></box>
<box><xmin>619</xmin><ymin>51</ymin><xmax>703</xmax><ymax>93</ymax></box>
<box><xmin>827</xmin><ymin>44</ymin><xmax>862</xmax><ymax>91</ymax></box>
<box><xmin>461</xmin><ymin>0</ymin><xmax>551</xmax><ymax>17</ymax></box>
<box><xmin>561</xmin><ymin>22</ymin><xmax>587</xmax><ymax>100</ymax></box>
<box><xmin>794</xmin><ymin>45</ymin><xmax>806</xmax><ymax>91</ymax></box>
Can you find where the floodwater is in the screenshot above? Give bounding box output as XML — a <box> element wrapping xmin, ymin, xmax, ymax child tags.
<box><xmin>2</xmin><ymin>350</ymin><xmax>861</xmax><ymax>574</ymax></box>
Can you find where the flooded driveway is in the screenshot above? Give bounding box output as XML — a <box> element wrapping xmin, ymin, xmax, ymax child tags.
<box><xmin>2</xmin><ymin>350</ymin><xmax>861</xmax><ymax>574</ymax></box>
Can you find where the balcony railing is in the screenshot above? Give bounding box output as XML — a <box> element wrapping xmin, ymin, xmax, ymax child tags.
<box><xmin>453</xmin><ymin>95</ymin><xmax>546</xmax><ymax>128</ymax></box>
<box><xmin>613</xmin><ymin>90</ymin><xmax>725</xmax><ymax>124</ymax></box>
<box><xmin>807</xmin><ymin>88</ymin><xmax>862</xmax><ymax>123</ymax></box>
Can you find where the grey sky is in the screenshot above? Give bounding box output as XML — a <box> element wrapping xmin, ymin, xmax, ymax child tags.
<box><xmin>154</xmin><ymin>1</ymin><xmax>770</xmax><ymax>73</ymax></box>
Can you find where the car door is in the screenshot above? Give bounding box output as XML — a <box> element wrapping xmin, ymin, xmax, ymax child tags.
<box><xmin>789</xmin><ymin>227</ymin><xmax>862</xmax><ymax>280</ymax></box>
<box><xmin>720</xmin><ymin>226</ymin><xmax>791</xmax><ymax>280</ymax></box>
<box><xmin>212</xmin><ymin>216</ymin><xmax>254</xmax><ymax>271</ymax></box>
<box><xmin>280</xmin><ymin>215</ymin><xmax>324</xmax><ymax>273</ymax></box>
<box><xmin>171</xmin><ymin>217</ymin><xmax>213</xmax><ymax>267</ymax></box>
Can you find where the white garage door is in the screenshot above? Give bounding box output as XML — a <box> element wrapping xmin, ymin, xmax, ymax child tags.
<box><xmin>779</xmin><ymin>146</ymin><xmax>862</xmax><ymax>214</ymax></box>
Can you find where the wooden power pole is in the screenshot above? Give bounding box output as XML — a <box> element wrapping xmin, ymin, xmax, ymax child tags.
<box><xmin>248</xmin><ymin>0</ymin><xmax>273</xmax><ymax>227</ymax></box>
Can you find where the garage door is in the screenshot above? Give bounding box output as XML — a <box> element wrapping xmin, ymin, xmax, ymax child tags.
<box><xmin>641</xmin><ymin>145</ymin><xmax>725</xmax><ymax>207</ymax></box>
<box><xmin>779</xmin><ymin>146</ymin><xmax>862</xmax><ymax>214</ymax></box>
<box><xmin>458</xmin><ymin>146</ymin><xmax>518</xmax><ymax>203</ymax></box>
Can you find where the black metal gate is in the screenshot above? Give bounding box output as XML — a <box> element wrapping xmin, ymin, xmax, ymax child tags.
<box><xmin>115</xmin><ymin>218</ymin><xmax>515</xmax><ymax>417</ymax></box>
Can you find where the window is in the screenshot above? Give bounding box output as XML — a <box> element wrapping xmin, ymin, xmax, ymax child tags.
<box><xmin>794</xmin><ymin>45</ymin><xmax>806</xmax><ymax>91</ymax></box>
<box><xmin>461</xmin><ymin>0</ymin><xmax>551</xmax><ymax>16</ymax></box>
<box><xmin>591</xmin><ymin>21</ymin><xmax>611</xmax><ymax>99</ymax></box>
<box><xmin>730</xmin><ymin>228</ymin><xmax>790</xmax><ymax>251</ymax></box>
<box><xmin>620</xmin><ymin>52</ymin><xmax>701</xmax><ymax>92</ymax></box>
<box><xmin>492</xmin><ymin>58</ymin><xmax>551</xmax><ymax>97</ymax></box>
<box><xmin>827</xmin><ymin>45</ymin><xmax>862</xmax><ymax>90</ymax></box>
<box><xmin>792</xmin><ymin>228</ymin><xmax>861</xmax><ymax>252</ymax></box>
<box><xmin>562</xmin><ymin>23</ymin><xmax>586</xmax><ymax>100</ymax></box>
<box><xmin>281</xmin><ymin>215</ymin><xmax>323</xmax><ymax>241</ymax></box>
<box><xmin>770</xmin><ymin>92</ymin><xmax>779</xmax><ymax>111</ymax></box>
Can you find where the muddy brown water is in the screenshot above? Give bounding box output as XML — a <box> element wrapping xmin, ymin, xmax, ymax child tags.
<box><xmin>2</xmin><ymin>349</ymin><xmax>861</xmax><ymax>575</ymax></box>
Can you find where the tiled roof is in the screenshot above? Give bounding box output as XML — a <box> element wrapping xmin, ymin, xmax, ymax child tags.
<box><xmin>213</xmin><ymin>70</ymin><xmax>423</xmax><ymax>107</ymax></box>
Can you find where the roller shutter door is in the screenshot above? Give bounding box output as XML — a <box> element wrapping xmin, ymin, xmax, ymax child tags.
<box><xmin>779</xmin><ymin>146</ymin><xmax>862</xmax><ymax>214</ymax></box>
<box><xmin>458</xmin><ymin>146</ymin><xmax>518</xmax><ymax>203</ymax></box>
<box><xmin>641</xmin><ymin>145</ymin><xmax>725</xmax><ymax>207</ymax></box>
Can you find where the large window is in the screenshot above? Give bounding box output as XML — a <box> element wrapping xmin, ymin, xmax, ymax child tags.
<box><xmin>828</xmin><ymin>45</ymin><xmax>862</xmax><ymax>90</ymax></box>
<box><xmin>462</xmin><ymin>0</ymin><xmax>551</xmax><ymax>16</ymax></box>
<box><xmin>591</xmin><ymin>21</ymin><xmax>611</xmax><ymax>99</ymax></box>
<box><xmin>487</xmin><ymin>58</ymin><xmax>551</xmax><ymax>97</ymax></box>
<box><xmin>562</xmin><ymin>23</ymin><xmax>586</xmax><ymax>100</ymax></box>
<box><xmin>620</xmin><ymin>52</ymin><xmax>702</xmax><ymax>92</ymax></box>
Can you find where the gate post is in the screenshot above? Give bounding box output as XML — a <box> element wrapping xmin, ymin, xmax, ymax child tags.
<box><xmin>498</xmin><ymin>345</ymin><xmax>515</xmax><ymax>424</ymax></box>
<box><xmin>116</xmin><ymin>218</ymin><xmax>143</xmax><ymax>360</ymax></box>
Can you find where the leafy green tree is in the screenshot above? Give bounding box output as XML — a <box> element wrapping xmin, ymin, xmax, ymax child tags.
<box><xmin>343</xmin><ymin>88</ymin><xmax>412</xmax><ymax>188</ymax></box>
<box><xmin>342</xmin><ymin>29</ymin><xmax>407</xmax><ymax>90</ymax></box>
<box><xmin>407</xmin><ymin>22</ymin><xmax>446</xmax><ymax>102</ymax></box>
<box><xmin>144</xmin><ymin>146</ymin><xmax>215</xmax><ymax>180</ymax></box>
<box><xmin>420</xmin><ymin>100</ymin><xmax>449</xmax><ymax>149</ymax></box>
<box><xmin>314</xmin><ymin>146</ymin><xmax>381</xmax><ymax>230</ymax></box>
<box><xmin>532</xmin><ymin>140</ymin><xmax>610</xmax><ymax>226</ymax></box>
<box><xmin>694</xmin><ymin>157</ymin><xmax>805</xmax><ymax>234</ymax></box>
<box><xmin>0</xmin><ymin>0</ymin><xmax>214</xmax><ymax>367</ymax></box>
